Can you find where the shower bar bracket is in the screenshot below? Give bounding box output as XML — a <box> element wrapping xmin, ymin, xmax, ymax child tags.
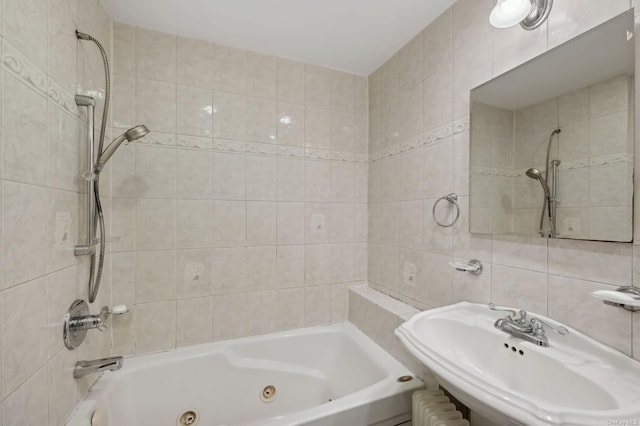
<box><xmin>75</xmin><ymin>94</ymin><xmax>97</xmax><ymax>256</ymax></box>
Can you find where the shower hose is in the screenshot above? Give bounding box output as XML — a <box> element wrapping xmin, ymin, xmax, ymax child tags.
<box><xmin>77</xmin><ymin>30</ymin><xmax>110</xmax><ymax>304</ymax></box>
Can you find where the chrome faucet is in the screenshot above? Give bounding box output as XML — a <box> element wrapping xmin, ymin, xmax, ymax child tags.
<box><xmin>489</xmin><ymin>304</ymin><xmax>568</xmax><ymax>347</ymax></box>
<box><xmin>74</xmin><ymin>356</ymin><xmax>124</xmax><ymax>378</ymax></box>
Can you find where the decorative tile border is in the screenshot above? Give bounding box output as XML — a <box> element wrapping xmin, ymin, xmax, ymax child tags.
<box><xmin>277</xmin><ymin>145</ymin><xmax>305</xmax><ymax>158</ymax></box>
<box><xmin>48</xmin><ymin>78</ymin><xmax>78</xmax><ymax>116</ymax></box>
<box><xmin>213</xmin><ymin>139</ymin><xmax>245</xmax><ymax>153</ymax></box>
<box><xmin>556</xmin><ymin>159</ymin><xmax>589</xmax><ymax>172</ymax></box>
<box><xmin>137</xmin><ymin>131</ymin><xmax>176</xmax><ymax>146</ymax></box>
<box><xmin>177</xmin><ymin>135</ymin><xmax>213</xmax><ymax>150</ymax></box>
<box><xmin>305</xmin><ymin>148</ymin><xmax>331</xmax><ymax>161</ymax></box>
<box><xmin>590</xmin><ymin>153</ymin><xmax>630</xmax><ymax>167</ymax></box>
<box><xmin>472</xmin><ymin>153</ymin><xmax>631</xmax><ymax>179</ymax></box>
<box><xmin>371</xmin><ymin>117</ymin><xmax>468</xmax><ymax>163</ymax></box>
<box><xmin>471</xmin><ymin>166</ymin><xmax>514</xmax><ymax>177</ymax></box>
<box><xmin>2</xmin><ymin>39</ymin><xmax>47</xmax><ymax>96</ymax></box>
<box><xmin>247</xmin><ymin>141</ymin><xmax>277</xmax><ymax>156</ymax></box>
<box><xmin>144</xmin><ymin>135</ymin><xmax>369</xmax><ymax>163</ymax></box>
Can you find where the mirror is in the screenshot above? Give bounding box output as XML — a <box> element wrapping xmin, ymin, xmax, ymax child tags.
<box><xmin>469</xmin><ymin>9</ymin><xmax>635</xmax><ymax>242</ymax></box>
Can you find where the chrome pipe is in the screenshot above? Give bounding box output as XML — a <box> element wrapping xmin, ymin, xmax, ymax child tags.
<box><xmin>550</xmin><ymin>159</ymin><xmax>561</xmax><ymax>238</ymax></box>
<box><xmin>74</xmin><ymin>95</ymin><xmax>96</xmax><ymax>256</ymax></box>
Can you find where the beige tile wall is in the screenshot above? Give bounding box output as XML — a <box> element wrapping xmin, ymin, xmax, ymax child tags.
<box><xmin>109</xmin><ymin>25</ymin><xmax>369</xmax><ymax>357</ymax></box>
<box><xmin>368</xmin><ymin>0</ymin><xmax>640</xmax><ymax>359</ymax></box>
<box><xmin>0</xmin><ymin>0</ymin><xmax>114</xmax><ymax>424</ymax></box>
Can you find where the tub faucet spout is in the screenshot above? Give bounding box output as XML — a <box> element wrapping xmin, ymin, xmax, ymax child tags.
<box><xmin>74</xmin><ymin>356</ymin><xmax>123</xmax><ymax>378</ymax></box>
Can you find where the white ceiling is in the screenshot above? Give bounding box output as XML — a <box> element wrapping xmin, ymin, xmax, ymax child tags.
<box><xmin>101</xmin><ymin>0</ymin><xmax>455</xmax><ymax>75</ymax></box>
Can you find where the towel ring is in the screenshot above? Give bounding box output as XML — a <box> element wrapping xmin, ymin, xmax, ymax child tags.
<box><xmin>432</xmin><ymin>193</ymin><xmax>460</xmax><ymax>228</ymax></box>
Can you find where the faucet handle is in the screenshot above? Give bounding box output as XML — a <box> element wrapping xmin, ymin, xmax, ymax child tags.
<box><xmin>488</xmin><ymin>303</ymin><xmax>515</xmax><ymax>316</ymax></box>
<box><xmin>530</xmin><ymin>318</ymin><xmax>569</xmax><ymax>336</ymax></box>
<box><xmin>488</xmin><ymin>303</ymin><xmax>527</xmax><ymax>323</ymax></box>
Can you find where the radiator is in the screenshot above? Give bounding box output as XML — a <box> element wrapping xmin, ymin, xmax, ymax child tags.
<box><xmin>412</xmin><ymin>390</ymin><xmax>470</xmax><ymax>426</ymax></box>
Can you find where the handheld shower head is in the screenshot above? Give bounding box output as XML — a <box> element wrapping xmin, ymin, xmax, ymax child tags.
<box><xmin>95</xmin><ymin>125</ymin><xmax>150</xmax><ymax>173</ymax></box>
<box><xmin>526</xmin><ymin>168</ymin><xmax>551</xmax><ymax>197</ymax></box>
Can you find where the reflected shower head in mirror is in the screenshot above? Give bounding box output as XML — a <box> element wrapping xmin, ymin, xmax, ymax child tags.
<box><xmin>526</xmin><ymin>168</ymin><xmax>551</xmax><ymax>197</ymax></box>
<box><xmin>95</xmin><ymin>125</ymin><xmax>150</xmax><ymax>173</ymax></box>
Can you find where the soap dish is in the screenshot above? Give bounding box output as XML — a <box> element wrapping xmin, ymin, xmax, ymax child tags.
<box><xmin>591</xmin><ymin>286</ymin><xmax>640</xmax><ymax>312</ymax></box>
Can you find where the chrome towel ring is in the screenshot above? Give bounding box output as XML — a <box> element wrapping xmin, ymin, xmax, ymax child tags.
<box><xmin>432</xmin><ymin>193</ymin><xmax>460</xmax><ymax>228</ymax></box>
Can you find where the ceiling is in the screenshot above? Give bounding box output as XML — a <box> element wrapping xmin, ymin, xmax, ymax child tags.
<box><xmin>101</xmin><ymin>0</ymin><xmax>455</xmax><ymax>75</ymax></box>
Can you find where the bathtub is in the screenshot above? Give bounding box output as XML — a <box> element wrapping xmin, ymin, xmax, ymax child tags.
<box><xmin>67</xmin><ymin>322</ymin><xmax>422</xmax><ymax>426</ymax></box>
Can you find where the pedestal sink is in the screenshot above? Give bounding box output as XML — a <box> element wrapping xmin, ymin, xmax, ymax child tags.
<box><xmin>395</xmin><ymin>302</ymin><xmax>640</xmax><ymax>425</ymax></box>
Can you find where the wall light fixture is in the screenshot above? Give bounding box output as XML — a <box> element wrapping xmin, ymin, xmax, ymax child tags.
<box><xmin>490</xmin><ymin>0</ymin><xmax>553</xmax><ymax>31</ymax></box>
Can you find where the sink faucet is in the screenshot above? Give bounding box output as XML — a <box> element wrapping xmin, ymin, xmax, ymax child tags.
<box><xmin>489</xmin><ymin>304</ymin><xmax>568</xmax><ymax>347</ymax></box>
<box><xmin>74</xmin><ymin>356</ymin><xmax>124</xmax><ymax>378</ymax></box>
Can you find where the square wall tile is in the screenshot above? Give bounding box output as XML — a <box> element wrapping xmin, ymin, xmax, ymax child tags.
<box><xmin>213</xmin><ymin>91</ymin><xmax>246</xmax><ymax>140</ymax></box>
<box><xmin>112</xmin><ymin>74</ymin><xmax>135</xmax><ymax>129</ymax></box>
<box><xmin>2</xmin><ymin>366</ymin><xmax>48</xmax><ymax>426</ymax></box>
<box><xmin>276</xmin><ymin>157</ymin><xmax>304</xmax><ymax>201</ymax></box>
<box><xmin>276</xmin><ymin>288</ymin><xmax>304</xmax><ymax>330</ymax></box>
<box><xmin>136</xmin><ymin>198</ymin><xmax>176</xmax><ymax>250</ymax></box>
<box><xmin>247</xmin><ymin>201</ymin><xmax>276</xmax><ymax>245</ymax></box>
<box><xmin>135</xmin><ymin>27</ymin><xmax>176</xmax><ymax>82</ymax></box>
<box><xmin>304</xmin><ymin>244</ymin><xmax>331</xmax><ymax>285</ymax></box>
<box><xmin>246</xmin><ymin>290</ymin><xmax>278</xmax><ymax>335</ymax></box>
<box><xmin>177</xmin><ymin>85</ymin><xmax>213</xmax><ymax>137</ymax></box>
<box><xmin>548</xmin><ymin>275</ymin><xmax>631</xmax><ymax>355</ymax></box>
<box><xmin>46</xmin><ymin>189</ymin><xmax>78</xmax><ymax>273</ymax></box>
<box><xmin>247</xmin><ymin>52</ymin><xmax>276</xmax><ymax>99</ymax></box>
<box><xmin>246</xmin><ymin>246</ymin><xmax>277</xmax><ymax>291</ymax></box>
<box><xmin>135</xmin><ymin>79</ymin><xmax>177</xmax><ymax>134</ymax></box>
<box><xmin>3</xmin><ymin>74</ymin><xmax>47</xmax><ymax>186</ymax></box>
<box><xmin>213</xmin><ymin>293</ymin><xmax>246</xmax><ymax>340</ymax></box>
<box><xmin>135</xmin><ymin>301</ymin><xmax>176</xmax><ymax>354</ymax></box>
<box><xmin>212</xmin><ymin>247</ymin><xmax>247</xmax><ymax>295</ymax></box>
<box><xmin>177</xmin><ymin>149</ymin><xmax>213</xmax><ymax>200</ymax></box>
<box><xmin>422</xmin><ymin>8</ymin><xmax>452</xmax><ymax>79</ymax></box>
<box><xmin>47</xmin><ymin>266</ymin><xmax>77</xmax><ymax>356</ymax></box>
<box><xmin>177</xmin><ymin>36</ymin><xmax>213</xmax><ymax>88</ymax></box>
<box><xmin>247</xmin><ymin>97</ymin><xmax>276</xmax><ymax>143</ymax></box>
<box><xmin>176</xmin><ymin>249</ymin><xmax>212</xmax><ymax>298</ymax></box>
<box><xmin>49</xmin><ymin>0</ymin><xmax>77</xmax><ymax>93</ymax></box>
<box><xmin>213</xmin><ymin>152</ymin><xmax>246</xmax><ymax>200</ymax></box>
<box><xmin>277</xmin><ymin>58</ymin><xmax>304</xmax><ymax>104</ymax></box>
<box><xmin>331</xmin><ymin>71</ymin><xmax>355</xmax><ymax>113</ymax></box>
<box><xmin>246</xmin><ymin>155</ymin><xmax>276</xmax><ymax>200</ymax></box>
<box><xmin>177</xmin><ymin>200</ymin><xmax>213</xmax><ymax>249</ymax></box>
<box><xmin>547</xmin><ymin>0</ymin><xmax>630</xmax><ymax>48</ymax></box>
<box><xmin>5</xmin><ymin>0</ymin><xmax>48</xmax><ymax>69</ymax></box>
<box><xmin>213</xmin><ymin>44</ymin><xmax>246</xmax><ymax>94</ymax></box>
<box><xmin>277</xmin><ymin>102</ymin><xmax>305</xmax><ymax>146</ymax></box>
<box><xmin>136</xmin><ymin>250</ymin><xmax>176</xmax><ymax>303</ymax></box>
<box><xmin>3</xmin><ymin>182</ymin><xmax>46</xmax><ymax>289</ymax></box>
<box><xmin>177</xmin><ymin>297</ymin><xmax>213</xmax><ymax>347</ymax></box>
<box><xmin>305</xmin><ymin>108</ymin><xmax>331</xmax><ymax>149</ymax></box>
<box><xmin>212</xmin><ymin>200</ymin><xmax>246</xmax><ymax>247</ymax></box>
<box><xmin>276</xmin><ymin>202</ymin><xmax>305</xmax><ymax>245</ymax></box>
<box><xmin>492</xmin><ymin>265</ymin><xmax>547</xmax><ymax>314</ymax></box>
<box><xmin>48</xmin><ymin>103</ymin><xmax>78</xmax><ymax>192</ymax></box>
<box><xmin>305</xmin><ymin>65</ymin><xmax>331</xmax><ymax>109</ymax></box>
<box><xmin>277</xmin><ymin>245</ymin><xmax>304</xmax><ymax>288</ymax></box>
<box><xmin>48</xmin><ymin>348</ymin><xmax>78</xmax><ymax>426</ymax></box>
<box><xmin>2</xmin><ymin>278</ymin><xmax>48</xmax><ymax>398</ymax></box>
<box><xmin>111</xmin><ymin>197</ymin><xmax>136</xmax><ymax>252</ymax></box>
<box><xmin>114</xmin><ymin>23</ymin><xmax>135</xmax><ymax>76</ymax></box>
<box><xmin>304</xmin><ymin>285</ymin><xmax>331</xmax><ymax>326</ymax></box>
<box><xmin>548</xmin><ymin>239</ymin><xmax>631</xmax><ymax>286</ymax></box>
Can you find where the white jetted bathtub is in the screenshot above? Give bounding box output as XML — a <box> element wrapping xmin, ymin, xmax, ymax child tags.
<box><xmin>67</xmin><ymin>322</ymin><xmax>422</xmax><ymax>426</ymax></box>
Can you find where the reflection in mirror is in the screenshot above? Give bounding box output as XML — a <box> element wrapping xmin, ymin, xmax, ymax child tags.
<box><xmin>469</xmin><ymin>9</ymin><xmax>634</xmax><ymax>242</ymax></box>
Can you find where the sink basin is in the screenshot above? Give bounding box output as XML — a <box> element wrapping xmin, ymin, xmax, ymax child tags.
<box><xmin>395</xmin><ymin>302</ymin><xmax>640</xmax><ymax>425</ymax></box>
